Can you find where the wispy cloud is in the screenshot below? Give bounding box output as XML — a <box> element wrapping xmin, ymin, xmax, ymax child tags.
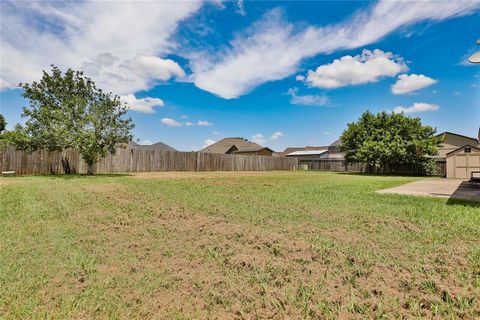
<box><xmin>197</xmin><ymin>120</ymin><xmax>213</xmax><ymax>126</ymax></box>
<box><xmin>393</xmin><ymin>102</ymin><xmax>439</xmax><ymax>114</ymax></box>
<box><xmin>202</xmin><ymin>139</ymin><xmax>216</xmax><ymax>148</ymax></box>
<box><xmin>287</xmin><ymin>88</ymin><xmax>328</xmax><ymax>107</ymax></box>
<box><xmin>270</xmin><ymin>131</ymin><xmax>283</xmax><ymax>140</ymax></box>
<box><xmin>161</xmin><ymin>118</ymin><xmax>183</xmax><ymax>127</ymax></box>
<box><xmin>185</xmin><ymin>120</ymin><xmax>214</xmax><ymax>126</ymax></box>
<box><xmin>120</xmin><ymin>94</ymin><xmax>164</xmax><ymax>113</ymax></box>
<box><xmin>251</xmin><ymin>133</ymin><xmax>266</xmax><ymax>145</ymax></box>
<box><xmin>191</xmin><ymin>1</ymin><xmax>479</xmax><ymax>98</ymax></box>
<box><xmin>0</xmin><ymin>0</ymin><xmax>201</xmax><ymax>94</ymax></box>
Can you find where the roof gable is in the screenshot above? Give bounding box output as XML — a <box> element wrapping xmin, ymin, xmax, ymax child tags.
<box><xmin>446</xmin><ymin>144</ymin><xmax>480</xmax><ymax>156</ymax></box>
<box><xmin>437</xmin><ymin>131</ymin><xmax>479</xmax><ymax>143</ymax></box>
<box><xmin>199</xmin><ymin>138</ymin><xmax>265</xmax><ymax>153</ymax></box>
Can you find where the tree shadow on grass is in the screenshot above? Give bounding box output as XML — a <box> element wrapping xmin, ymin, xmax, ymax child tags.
<box><xmin>333</xmin><ymin>172</ymin><xmax>427</xmax><ymax>178</ymax></box>
<box><xmin>446</xmin><ymin>198</ymin><xmax>480</xmax><ymax>207</ymax></box>
<box><xmin>35</xmin><ymin>173</ymin><xmax>134</xmax><ymax>179</ymax></box>
<box><xmin>445</xmin><ymin>181</ymin><xmax>480</xmax><ymax>207</ymax></box>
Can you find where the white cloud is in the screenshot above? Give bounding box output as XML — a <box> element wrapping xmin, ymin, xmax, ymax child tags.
<box><xmin>393</xmin><ymin>102</ymin><xmax>439</xmax><ymax>114</ymax></box>
<box><xmin>270</xmin><ymin>132</ymin><xmax>283</xmax><ymax>140</ymax></box>
<box><xmin>0</xmin><ymin>78</ymin><xmax>15</xmax><ymax>92</ymax></box>
<box><xmin>191</xmin><ymin>1</ymin><xmax>479</xmax><ymax>98</ymax></box>
<box><xmin>212</xmin><ymin>131</ymin><xmax>220</xmax><ymax>135</ymax></box>
<box><xmin>120</xmin><ymin>94</ymin><xmax>164</xmax><ymax>113</ymax></box>
<box><xmin>305</xmin><ymin>49</ymin><xmax>407</xmax><ymax>89</ymax></box>
<box><xmin>287</xmin><ymin>88</ymin><xmax>328</xmax><ymax>106</ymax></box>
<box><xmin>139</xmin><ymin>140</ymin><xmax>153</xmax><ymax>145</ymax></box>
<box><xmin>251</xmin><ymin>133</ymin><xmax>266</xmax><ymax>145</ymax></box>
<box><xmin>126</xmin><ymin>55</ymin><xmax>185</xmax><ymax>81</ymax></box>
<box><xmin>0</xmin><ymin>1</ymin><xmax>201</xmax><ymax>95</ymax></box>
<box><xmin>391</xmin><ymin>74</ymin><xmax>437</xmax><ymax>94</ymax></box>
<box><xmin>161</xmin><ymin>118</ymin><xmax>183</xmax><ymax>127</ymax></box>
<box><xmin>185</xmin><ymin>120</ymin><xmax>213</xmax><ymax>126</ymax></box>
<box><xmin>203</xmin><ymin>139</ymin><xmax>216</xmax><ymax>148</ymax></box>
<box><xmin>236</xmin><ymin>0</ymin><xmax>246</xmax><ymax>16</ymax></box>
<box><xmin>295</xmin><ymin>75</ymin><xmax>305</xmax><ymax>81</ymax></box>
<box><xmin>197</xmin><ymin>120</ymin><xmax>213</xmax><ymax>126</ymax></box>
<box><xmin>181</xmin><ymin>115</ymin><xmax>189</xmax><ymax>119</ymax></box>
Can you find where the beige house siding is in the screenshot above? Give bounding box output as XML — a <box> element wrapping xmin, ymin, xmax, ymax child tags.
<box><xmin>438</xmin><ymin>133</ymin><xmax>479</xmax><ymax>159</ymax></box>
<box><xmin>446</xmin><ymin>146</ymin><xmax>480</xmax><ymax>179</ymax></box>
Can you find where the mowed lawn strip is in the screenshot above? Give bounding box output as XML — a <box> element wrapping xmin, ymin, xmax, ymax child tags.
<box><xmin>0</xmin><ymin>172</ymin><xmax>479</xmax><ymax>319</ymax></box>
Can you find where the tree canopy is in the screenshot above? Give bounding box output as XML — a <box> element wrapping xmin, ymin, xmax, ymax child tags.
<box><xmin>12</xmin><ymin>65</ymin><xmax>134</xmax><ymax>174</ymax></box>
<box><xmin>0</xmin><ymin>113</ymin><xmax>6</xmax><ymax>131</ymax></box>
<box><xmin>340</xmin><ymin>111</ymin><xmax>440</xmax><ymax>174</ymax></box>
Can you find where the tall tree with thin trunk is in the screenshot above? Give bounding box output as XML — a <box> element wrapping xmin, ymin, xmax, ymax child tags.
<box><xmin>17</xmin><ymin>65</ymin><xmax>134</xmax><ymax>175</ymax></box>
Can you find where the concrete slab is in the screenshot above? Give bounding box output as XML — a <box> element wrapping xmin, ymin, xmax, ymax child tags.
<box><xmin>377</xmin><ymin>178</ymin><xmax>480</xmax><ymax>201</ymax></box>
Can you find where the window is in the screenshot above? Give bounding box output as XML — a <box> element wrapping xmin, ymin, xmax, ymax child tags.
<box><xmin>464</xmin><ymin>147</ymin><xmax>472</xmax><ymax>153</ymax></box>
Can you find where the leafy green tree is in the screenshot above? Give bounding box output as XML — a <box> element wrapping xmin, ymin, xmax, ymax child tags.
<box><xmin>15</xmin><ymin>65</ymin><xmax>134</xmax><ymax>175</ymax></box>
<box><xmin>0</xmin><ymin>113</ymin><xmax>6</xmax><ymax>131</ymax></box>
<box><xmin>340</xmin><ymin>111</ymin><xmax>440</xmax><ymax>174</ymax></box>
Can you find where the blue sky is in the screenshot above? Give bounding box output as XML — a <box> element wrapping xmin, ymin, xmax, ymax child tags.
<box><xmin>1</xmin><ymin>1</ymin><xmax>479</xmax><ymax>151</ymax></box>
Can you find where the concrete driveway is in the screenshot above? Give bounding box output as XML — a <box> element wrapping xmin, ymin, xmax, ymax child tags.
<box><xmin>377</xmin><ymin>178</ymin><xmax>480</xmax><ymax>201</ymax></box>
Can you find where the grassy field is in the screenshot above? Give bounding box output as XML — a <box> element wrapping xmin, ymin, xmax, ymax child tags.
<box><xmin>1</xmin><ymin>171</ymin><xmax>479</xmax><ymax>319</ymax></box>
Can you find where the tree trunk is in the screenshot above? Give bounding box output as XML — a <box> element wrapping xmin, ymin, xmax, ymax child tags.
<box><xmin>87</xmin><ymin>162</ymin><xmax>94</xmax><ymax>175</ymax></box>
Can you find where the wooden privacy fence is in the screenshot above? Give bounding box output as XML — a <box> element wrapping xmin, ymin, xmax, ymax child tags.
<box><xmin>0</xmin><ymin>147</ymin><xmax>298</xmax><ymax>175</ymax></box>
<box><xmin>299</xmin><ymin>159</ymin><xmax>446</xmax><ymax>176</ymax></box>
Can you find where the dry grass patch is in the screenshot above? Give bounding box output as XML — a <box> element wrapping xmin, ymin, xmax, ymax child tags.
<box><xmin>1</xmin><ymin>172</ymin><xmax>479</xmax><ymax>319</ymax></box>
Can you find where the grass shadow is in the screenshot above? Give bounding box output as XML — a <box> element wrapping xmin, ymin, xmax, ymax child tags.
<box><xmin>33</xmin><ymin>173</ymin><xmax>134</xmax><ymax>179</ymax></box>
<box><xmin>446</xmin><ymin>198</ymin><xmax>480</xmax><ymax>207</ymax></box>
<box><xmin>334</xmin><ymin>172</ymin><xmax>428</xmax><ymax>178</ymax></box>
<box><xmin>445</xmin><ymin>181</ymin><xmax>480</xmax><ymax>207</ymax></box>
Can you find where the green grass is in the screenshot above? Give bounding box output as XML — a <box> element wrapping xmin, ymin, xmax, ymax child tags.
<box><xmin>1</xmin><ymin>171</ymin><xmax>479</xmax><ymax>319</ymax></box>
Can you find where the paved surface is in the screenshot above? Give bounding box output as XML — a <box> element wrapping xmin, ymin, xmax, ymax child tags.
<box><xmin>377</xmin><ymin>178</ymin><xmax>480</xmax><ymax>201</ymax></box>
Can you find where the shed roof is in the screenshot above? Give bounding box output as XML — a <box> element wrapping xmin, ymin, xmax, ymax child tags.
<box><xmin>287</xmin><ymin>149</ymin><xmax>328</xmax><ymax>156</ymax></box>
<box><xmin>279</xmin><ymin>146</ymin><xmax>328</xmax><ymax>157</ymax></box>
<box><xmin>446</xmin><ymin>144</ymin><xmax>480</xmax><ymax>156</ymax></box>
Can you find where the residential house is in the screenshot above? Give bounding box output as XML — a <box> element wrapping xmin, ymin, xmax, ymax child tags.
<box><xmin>282</xmin><ymin>140</ymin><xmax>345</xmax><ymax>159</ymax></box>
<box><xmin>286</xmin><ymin>149</ymin><xmax>329</xmax><ymax>160</ymax></box>
<box><xmin>199</xmin><ymin>137</ymin><xmax>274</xmax><ymax>156</ymax></box>
<box><xmin>436</xmin><ymin>131</ymin><xmax>480</xmax><ymax>159</ymax></box>
<box><xmin>276</xmin><ymin>146</ymin><xmax>329</xmax><ymax>157</ymax></box>
<box><xmin>127</xmin><ymin>141</ymin><xmax>177</xmax><ymax>152</ymax></box>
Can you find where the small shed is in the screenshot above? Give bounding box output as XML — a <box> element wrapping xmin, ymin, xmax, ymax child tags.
<box><xmin>446</xmin><ymin>145</ymin><xmax>480</xmax><ymax>179</ymax></box>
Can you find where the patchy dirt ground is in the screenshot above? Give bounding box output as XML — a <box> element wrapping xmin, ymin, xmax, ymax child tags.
<box><xmin>1</xmin><ymin>172</ymin><xmax>479</xmax><ymax>319</ymax></box>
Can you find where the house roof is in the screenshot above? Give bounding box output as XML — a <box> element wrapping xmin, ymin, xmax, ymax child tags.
<box><xmin>286</xmin><ymin>149</ymin><xmax>328</xmax><ymax>156</ymax></box>
<box><xmin>437</xmin><ymin>131</ymin><xmax>479</xmax><ymax>143</ymax></box>
<box><xmin>232</xmin><ymin>146</ymin><xmax>274</xmax><ymax>153</ymax></box>
<box><xmin>128</xmin><ymin>141</ymin><xmax>177</xmax><ymax>152</ymax></box>
<box><xmin>446</xmin><ymin>144</ymin><xmax>480</xmax><ymax>156</ymax></box>
<box><xmin>279</xmin><ymin>146</ymin><xmax>328</xmax><ymax>157</ymax></box>
<box><xmin>199</xmin><ymin>137</ymin><xmax>266</xmax><ymax>154</ymax></box>
<box><xmin>329</xmin><ymin>139</ymin><xmax>342</xmax><ymax>147</ymax></box>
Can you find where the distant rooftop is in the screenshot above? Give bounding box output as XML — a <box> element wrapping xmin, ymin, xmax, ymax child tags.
<box><xmin>287</xmin><ymin>149</ymin><xmax>328</xmax><ymax>156</ymax></box>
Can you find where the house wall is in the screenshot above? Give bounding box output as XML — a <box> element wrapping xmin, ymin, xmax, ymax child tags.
<box><xmin>438</xmin><ymin>134</ymin><xmax>479</xmax><ymax>158</ymax></box>
<box><xmin>447</xmin><ymin>151</ymin><xmax>480</xmax><ymax>179</ymax></box>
